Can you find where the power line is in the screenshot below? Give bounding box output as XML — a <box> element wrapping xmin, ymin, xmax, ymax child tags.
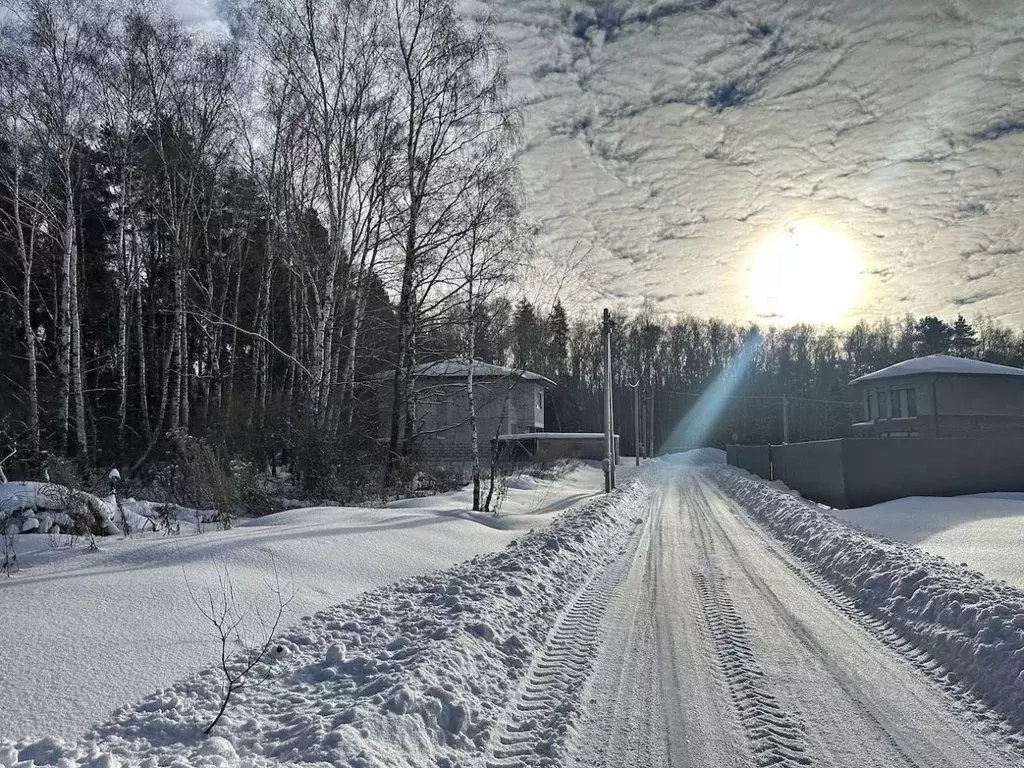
<box><xmin>651</xmin><ymin>387</ymin><xmax>855</xmax><ymax>407</ymax></box>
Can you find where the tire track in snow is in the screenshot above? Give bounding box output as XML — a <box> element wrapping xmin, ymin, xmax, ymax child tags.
<box><xmin>484</xmin><ymin>521</ymin><xmax>643</xmax><ymax>768</ymax></box>
<box><xmin>693</xmin><ymin>570</ymin><xmax>812</xmax><ymax>768</ymax></box>
<box><xmin>685</xmin><ymin>476</ymin><xmax>811</xmax><ymax>767</ymax></box>
<box><xmin>708</xmin><ymin>474</ymin><xmax>1024</xmax><ymax>756</ymax></box>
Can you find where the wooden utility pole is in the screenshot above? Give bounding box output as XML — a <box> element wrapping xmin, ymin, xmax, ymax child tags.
<box><xmin>782</xmin><ymin>393</ymin><xmax>790</xmax><ymax>444</ymax></box>
<box><xmin>602</xmin><ymin>309</ymin><xmax>615</xmax><ymax>492</ymax></box>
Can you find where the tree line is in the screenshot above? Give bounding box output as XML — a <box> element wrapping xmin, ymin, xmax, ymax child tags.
<box><xmin>464</xmin><ymin>304</ymin><xmax>1022</xmax><ymax>453</ymax></box>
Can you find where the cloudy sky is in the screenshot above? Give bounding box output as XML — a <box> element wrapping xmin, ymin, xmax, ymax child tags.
<box><xmin>177</xmin><ymin>0</ymin><xmax>1024</xmax><ymax>327</ymax></box>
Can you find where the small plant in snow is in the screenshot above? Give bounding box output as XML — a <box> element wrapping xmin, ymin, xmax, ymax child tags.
<box><xmin>184</xmin><ymin>559</ymin><xmax>294</xmax><ymax>734</ymax></box>
<box><xmin>1</xmin><ymin>512</ymin><xmax>17</xmax><ymax>577</ymax></box>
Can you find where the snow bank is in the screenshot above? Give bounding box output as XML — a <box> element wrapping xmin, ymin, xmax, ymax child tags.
<box><xmin>0</xmin><ymin>472</ymin><xmax>655</xmax><ymax>766</ymax></box>
<box><xmin>661</xmin><ymin>447</ymin><xmax>726</xmax><ymax>465</ymax></box>
<box><xmin>833</xmin><ymin>496</ymin><xmax>1024</xmax><ymax>589</ymax></box>
<box><xmin>717</xmin><ymin>466</ymin><xmax>1024</xmax><ymax>729</ymax></box>
<box><xmin>0</xmin><ymin>463</ymin><xmax>617</xmax><ymax>743</ymax></box>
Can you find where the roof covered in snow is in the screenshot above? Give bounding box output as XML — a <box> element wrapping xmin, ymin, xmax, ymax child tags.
<box><xmin>850</xmin><ymin>355</ymin><xmax>1024</xmax><ymax>384</ymax></box>
<box><xmin>496</xmin><ymin>433</ymin><xmax>608</xmax><ymax>440</ymax></box>
<box><xmin>373</xmin><ymin>359</ymin><xmax>556</xmax><ymax>387</ymax></box>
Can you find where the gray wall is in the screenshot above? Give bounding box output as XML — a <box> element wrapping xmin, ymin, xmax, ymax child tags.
<box><xmin>382</xmin><ymin>377</ymin><xmax>545</xmax><ymax>463</ymax></box>
<box><xmin>726</xmin><ymin>445</ymin><xmax>771</xmax><ymax>479</ymax></box>
<box><xmin>769</xmin><ymin>440</ymin><xmax>847</xmax><ymax>508</ymax></box>
<box><xmin>841</xmin><ymin>438</ymin><xmax>1024</xmax><ymax>507</ymax></box>
<box><xmin>766</xmin><ymin>438</ymin><xmax>1024</xmax><ymax>508</ymax></box>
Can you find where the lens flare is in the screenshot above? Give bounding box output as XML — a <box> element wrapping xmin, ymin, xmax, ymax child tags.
<box><xmin>661</xmin><ymin>332</ymin><xmax>762</xmax><ymax>453</ymax></box>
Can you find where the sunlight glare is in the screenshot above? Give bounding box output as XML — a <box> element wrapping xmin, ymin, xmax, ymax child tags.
<box><xmin>748</xmin><ymin>224</ymin><xmax>862</xmax><ymax>324</ymax></box>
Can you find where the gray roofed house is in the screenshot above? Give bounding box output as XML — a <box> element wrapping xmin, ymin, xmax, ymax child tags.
<box><xmin>849</xmin><ymin>354</ymin><xmax>1024</xmax><ymax>439</ymax></box>
<box><xmin>376</xmin><ymin>359</ymin><xmax>555</xmax><ymax>463</ymax></box>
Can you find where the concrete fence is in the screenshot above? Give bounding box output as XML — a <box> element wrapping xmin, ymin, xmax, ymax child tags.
<box><xmin>725</xmin><ymin>445</ymin><xmax>771</xmax><ymax>479</ymax></box>
<box><xmin>726</xmin><ymin>438</ymin><xmax>1024</xmax><ymax>509</ymax></box>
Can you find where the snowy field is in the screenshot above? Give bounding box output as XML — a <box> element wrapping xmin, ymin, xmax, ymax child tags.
<box><xmin>0</xmin><ymin>466</ymin><xmax>656</xmax><ymax>767</ymax></box>
<box><xmin>0</xmin><ymin>462</ymin><xmax>618</xmax><ymax>743</ymax></box>
<box><xmin>832</xmin><ymin>494</ymin><xmax>1024</xmax><ymax>588</ymax></box>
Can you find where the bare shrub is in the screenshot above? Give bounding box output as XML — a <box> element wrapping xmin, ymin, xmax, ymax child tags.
<box><xmin>170</xmin><ymin>430</ymin><xmax>280</xmax><ymax>527</ymax></box>
<box><xmin>40</xmin><ymin>479</ymin><xmax>106</xmax><ymax>546</ymax></box>
<box><xmin>183</xmin><ymin>560</ymin><xmax>294</xmax><ymax>734</ymax></box>
<box><xmin>484</xmin><ymin>447</ymin><xmax>532</xmax><ymax>516</ymax></box>
<box><xmin>170</xmin><ymin>430</ymin><xmax>235</xmax><ymax>528</ymax></box>
<box><xmin>1</xmin><ymin>512</ymin><xmax>17</xmax><ymax>577</ymax></box>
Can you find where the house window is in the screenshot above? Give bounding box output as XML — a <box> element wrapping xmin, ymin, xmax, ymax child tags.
<box><xmin>867</xmin><ymin>390</ymin><xmax>877</xmax><ymax>420</ymax></box>
<box><xmin>884</xmin><ymin>388</ymin><xmax>918</xmax><ymax>419</ymax></box>
<box><xmin>878</xmin><ymin>388</ymin><xmax>890</xmax><ymax>419</ymax></box>
<box><xmin>536</xmin><ymin>388</ymin><xmax>543</xmax><ymax>411</ymax></box>
<box><xmin>906</xmin><ymin>388</ymin><xmax>917</xmax><ymax>417</ymax></box>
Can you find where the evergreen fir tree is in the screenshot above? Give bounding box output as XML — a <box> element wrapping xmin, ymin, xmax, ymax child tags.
<box><xmin>511</xmin><ymin>299</ymin><xmax>541</xmax><ymax>371</ymax></box>
<box><xmin>950</xmin><ymin>314</ymin><xmax>978</xmax><ymax>358</ymax></box>
<box><xmin>912</xmin><ymin>316</ymin><xmax>954</xmax><ymax>356</ymax></box>
<box><xmin>546</xmin><ymin>300</ymin><xmax>569</xmax><ymax>381</ymax></box>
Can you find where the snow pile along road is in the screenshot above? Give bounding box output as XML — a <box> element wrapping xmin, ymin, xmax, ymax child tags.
<box><xmin>0</xmin><ymin>472</ymin><xmax>654</xmax><ymax>767</ymax></box>
<box><xmin>833</xmin><ymin>495</ymin><xmax>1024</xmax><ymax>589</ymax></box>
<box><xmin>718</xmin><ymin>466</ymin><xmax>1024</xmax><ymax>730</ymax></box>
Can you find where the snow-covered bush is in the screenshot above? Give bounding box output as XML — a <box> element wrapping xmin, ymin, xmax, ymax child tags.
<box><xmin>0</xmin><ymin>481</ymin><xmax>119</xmax><ymax>542</ymax></box>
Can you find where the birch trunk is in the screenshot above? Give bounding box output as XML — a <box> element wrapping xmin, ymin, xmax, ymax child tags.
<box><xmin>135</xmin><ymin>286</ymin><xmax>151</xmax><ymax>441</ymax></box>
<box><xmin>70</xmin><ymin>181</ymin><xmax>87</xmax><ymax>458</ymax></box>
<box><xmin>12</xmin><ymin>157</ymin><xmax>40</xmax><ymax>458</ymax></box>
<box><xmin>56</xmin><ymin>154</ymin><xmax>73</xmax><ymax>453</ymax></box>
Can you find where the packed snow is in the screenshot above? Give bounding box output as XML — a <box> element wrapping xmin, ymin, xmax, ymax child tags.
<box><xmin>832</xmin><ymin>495</ymin><xmax>1024</xmax><ymax>589</ymax></box>
<box><xmin>720</xmin><ymin>465</ymin><xmax>1024</xmax><ymax>732</ymax></box>
<box><xmin>0</xmin><ymin>468</ymin><xmax>655</xmax><ymax>766</ymax></box>
<box><xmin>0</xmin><ymin>462</ymin><xmax>620</xmax><ymax>744</ymax></box>
<box><xmin>849</xmin><ymin>354</ymin><xmax>1024</xmax><ymax>383</ymax></box>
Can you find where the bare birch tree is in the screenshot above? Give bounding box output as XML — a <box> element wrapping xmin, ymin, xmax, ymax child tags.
<box><xmin>2</xmin><ymin>0</ymin><xmax>99</xmax><ymax>458</ymax></box>
<box><xmin>383</xmin><ymin>0</ymin><xmax>519</xmax><ymax>487</ymax></box>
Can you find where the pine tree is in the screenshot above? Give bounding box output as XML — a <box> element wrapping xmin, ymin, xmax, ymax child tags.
<box><xmin>546</xmin><ymin>300</ymin><xmax>569</xmax><ymax>381</ymax></box>
<box><xmin>950</xmin><ymin>314</ymin><xmax>978</xmax><ymax>358</ymax></box>
<box><xmin>512</xmin><ymin>299</ymin><xmax>541</xmax><ymax>371</ymax></box>
<box><xmin>912</xmin><ymin>316</ymin><xmax>953</xmax><ymax>356</ymax></box>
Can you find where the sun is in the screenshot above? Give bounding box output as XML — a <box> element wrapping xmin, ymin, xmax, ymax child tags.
<box><xmin>748</xmin><ymin>223</ymin><xmax>862</xmax><ymax>324</ymax></box>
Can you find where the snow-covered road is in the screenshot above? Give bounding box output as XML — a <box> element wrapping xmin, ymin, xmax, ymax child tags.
<box><xmin>531</xmin><ymin>468</ymin><xmax>1017</xmax><ymax>767</ymax></box>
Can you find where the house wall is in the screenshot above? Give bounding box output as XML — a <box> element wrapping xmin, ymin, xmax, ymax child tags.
<box><xmin>932</xmin><ymin>377</ymin><xmax>1024</xmax><ymax>438</ymax></box>
<box><xmin>851</xmin><ymin>375</ymin><xmax>934</xmax><ymax>438</ymax></box>
<box><xmin>851</xmin><ymin>374</ymin><xmax>1024</xmax><ymax>439</ymax></box>
<box><xmin>389</xmin><ymin>377</ymin><xmax>545</xmax><ymax>463</ymax></box>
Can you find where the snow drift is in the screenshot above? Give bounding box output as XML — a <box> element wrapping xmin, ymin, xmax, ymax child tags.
<box><xmin>0</xmin><ymin>471</ymin><xmax>655</xmax><ymax>766</ymax></box>
<box><xmin>718</xmin><ymin>465</ymin><xmax>1024</xmax><ymax>730</ymax></box>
